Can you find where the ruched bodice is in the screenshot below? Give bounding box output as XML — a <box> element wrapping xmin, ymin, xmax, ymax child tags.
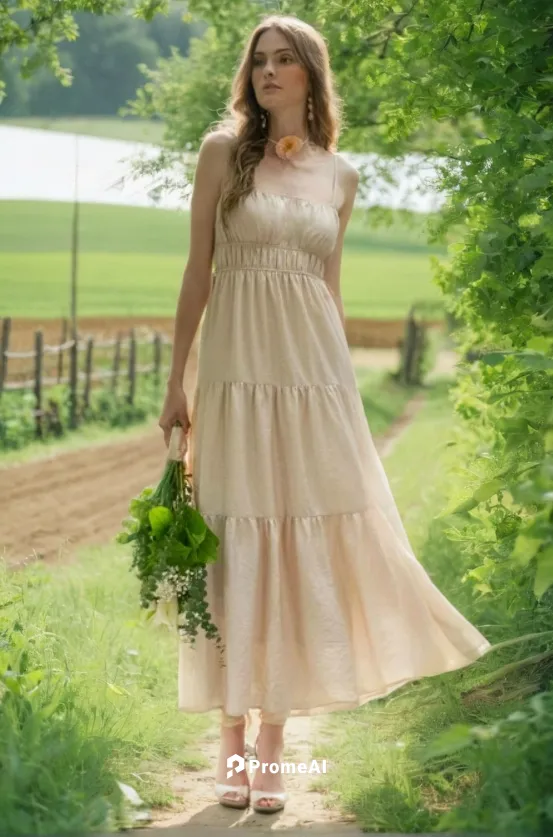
<box><xmin>214</xmin><ymin>189</ymin><xmax>340</xmax><ymax>279</ymax></box>
<box><xmin>178</xmin><ymin>152</ymin><xmax>492</xmax><ymax>721</ymax></box>
<box><xmin>196</xmin><ymin>188</ymin><xmax>355</xmax><ymax>391</ymax></box>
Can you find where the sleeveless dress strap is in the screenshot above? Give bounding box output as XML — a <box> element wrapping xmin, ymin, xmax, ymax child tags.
<box><xmin>331</xmin><ymin>152</ymin><xmax>338</xmax><ymax>208</ymax></box>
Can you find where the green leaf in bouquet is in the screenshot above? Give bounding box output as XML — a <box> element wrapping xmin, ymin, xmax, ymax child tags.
<box><xmin>116</xmin><ymin>515</ymin><xmax>141</xmax><ymax>543</ymax></box>
<box><xmin>196</xmin><ymin>528</ymin><xmax>220</xmax><ymax>564</ymax></box>
<box><xmin>167</xmin><ymin>541</ymin><xmax>193</xmax><ymax>566</ymax></box>
<box><xmin>148</xmin><ymin>506</ymin><xmax>174</xmax><ymax>537</ymax></box>
<box><xmin>182</xmin><ymin>506</ymin><xmax>208</xmax><ymax>547</ymax></box>
<box><xmin>129</xmin><ymin>495</ymin><xmax>153</xmax><ymax>523</ymax></box>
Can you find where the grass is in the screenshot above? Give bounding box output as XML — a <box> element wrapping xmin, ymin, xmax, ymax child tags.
<box><xmin>0</xmin><ymin>116</ymin><xmax>166</xmax><ymax>145</ymax></box>
<box><xmin>312</xmin><ymin>379</ymin><xmax>507</xmax><ymax>833</ymax></box>
<box><xmin>0</xmin><ymin>200</ymin><xmax>447</xmax><ymax>320</ymax></box>
<box><xmin>355</xmin><ymin>366</ymin><xmax>415</xmax><ymax>437</ymax></box>
<box><xmin>0</xmin><ymin>542</ymin><xmax>213</xmax><ymax>834</ymax></box>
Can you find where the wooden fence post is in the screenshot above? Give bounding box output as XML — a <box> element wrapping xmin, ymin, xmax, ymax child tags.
<box><xmin>0</xmin><ymin>317</ymin><xmax>12</xmax><ymax>398</ymax></box>
<box><xmin>57</xmin><ymin>317</ymin><xmax>68</xmax><ymax>383</ymax></box>
<box><xmin>153</xmin><ymin>332</ymin><xmax>162</xmax><ymax>389</ymax></box>
<box><xmin>400</xmin><ymin>307</ymin><xmax>418</xmax><ymax>385</ymax></box>
<box><xmin>34</xmin><ymin>330</ymin><xmax>44</xmax><ymax>439</ymax></box>
<box><xmin>69</xmin><ymin>327</ymin><xmax>79</xmax><ymax>429</ymax></box>
<box><xmin>83</xmin><ymin>336</ymin><xmax>94</xmax><ymax>410</ymax></box>
<box><xmin>412</xmin><ymin>321</ymin><xmax>426</xmax><ymax>385</ymax></box>
<box><xmin>128</xmin><ymin>328</ymin><xmax>136</xmax><ymax>405</ymax></box>
<box><xmin>112</xmin><ymin>331</ymin><xmax>122</xmax><ymax>392</ymax></box>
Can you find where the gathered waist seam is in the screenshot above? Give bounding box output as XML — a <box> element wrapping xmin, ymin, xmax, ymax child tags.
<box><xmin>213</xmin><ymin>265</ymin><xmax>326</xmax><ymax>282</ymax></box>
<box><xmin>213</xmin><ymin>242</ymin><xmax>326</xmax><ymax>279</ymax></box>
<box><xmin>214</xmin><ymin>241</ymin><xmax>320</xmax><ymax>255</ymax></box>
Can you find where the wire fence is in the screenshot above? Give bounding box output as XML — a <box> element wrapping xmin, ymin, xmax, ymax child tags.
<box><xmin>0</xmin><ymin>316</ymin><xmax>172</xmax><ymax>438</ymax></box>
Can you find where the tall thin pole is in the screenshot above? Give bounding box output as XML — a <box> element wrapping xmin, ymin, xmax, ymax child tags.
<box><xmin>70</xmin><ymin>134</ymin><xmax>79</xmax><ymax>335</ymax></box>
<box><xmin>69</xmin><ymin>134</ymin><xmax>80</xmax><ymax>429</ymax></box>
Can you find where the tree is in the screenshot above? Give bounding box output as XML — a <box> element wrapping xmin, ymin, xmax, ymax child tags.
<box><xmin>0</xmin><ymin>0</ymin><xmax>170</xmax><ymax>104</ymax></box>
<box><xmin>24</xmin><ymin>14</ymin><xmax>161</xmax><ymax>116</ymax></box>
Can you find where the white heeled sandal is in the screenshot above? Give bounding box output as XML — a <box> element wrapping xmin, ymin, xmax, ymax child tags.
<box><xmin>215</xmin><ymin>782</ymin><xmax>250</xmax><ymax>809</ymax></box>
<box><xmin>215</xmin><ymin>712</ymin><xmax>255</xmax><ymax>809</ymax></box>
<box><xmin>250</xmin><ymin>730</ymin><xmax>287</xmax><ymax>814</ymax></box>
<box><xmin>251</xmin><ymin>788</ymin><xmax>288</xmax><ymax>814</ymax></box>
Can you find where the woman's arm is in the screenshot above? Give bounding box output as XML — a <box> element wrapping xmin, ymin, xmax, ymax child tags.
<box><xmin>324</xmin><ymin>160</ymin><xmax>359</xmax><ymax>333</ymax></box>
<box><xmin>166</xmin><ymin>130</ymin><xmax>232</xmax><ymax>390</ymax></box>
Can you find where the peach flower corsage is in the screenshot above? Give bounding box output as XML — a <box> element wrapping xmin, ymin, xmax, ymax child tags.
<box><xmin>274</xmin><ymin>135</ymin><xmax>305</xmax><ymax>160</ymax></box>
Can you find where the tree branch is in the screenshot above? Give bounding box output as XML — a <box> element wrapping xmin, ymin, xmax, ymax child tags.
<box><xmin>466</xmin><ymin>0</ymin><xmax>486</xmax><ymax>42</ymax></box>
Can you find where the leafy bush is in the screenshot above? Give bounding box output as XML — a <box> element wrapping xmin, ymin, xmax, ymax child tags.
<box><xmin>425</xmin><ymin>691</ymin><xmax>553</xmax><ymax>835</ymax></box>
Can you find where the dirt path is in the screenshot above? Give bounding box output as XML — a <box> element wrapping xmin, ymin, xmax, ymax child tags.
<box><xmin>152</xmin><ymin>710</ymin><xmax>363</xmax><ymax>833</ymax></box>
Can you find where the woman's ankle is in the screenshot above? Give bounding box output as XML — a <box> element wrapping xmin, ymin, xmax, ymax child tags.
<box><xmin>257</xmin><ymin>721</ymin><xmax>285</xmax><ymax>750</ymax></box>
<box><xmin>216</xmin><ymin>722</ymin><xmax>248</xmax><ymax>783</ymax></box>
<box><xmin>252</xmin><ymin>723</ymin><xmax>285</xmax><ymax>785</ymax></box>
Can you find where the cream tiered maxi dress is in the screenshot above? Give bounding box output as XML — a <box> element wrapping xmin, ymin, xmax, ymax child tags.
<box><xmin>179</xmin><ymin>151</ymin><xmax>492</xmax><ymax>719</ymax></box>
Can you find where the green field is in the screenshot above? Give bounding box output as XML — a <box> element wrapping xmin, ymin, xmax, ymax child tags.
<box><xmin>0</xmin><ymin>200</ymin><xmax>447</xmax><ymax>319</ymax></box>
<box><xmin>0</xmin><ymin>117</ymin><xmax>166</xmax><ymax>144</ymax></box>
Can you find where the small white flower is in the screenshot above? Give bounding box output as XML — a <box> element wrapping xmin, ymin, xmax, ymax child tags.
<box><xmin>154</xmin><ymin>576</ymin><xmax>177</xmax><ymax>602</ymax></box>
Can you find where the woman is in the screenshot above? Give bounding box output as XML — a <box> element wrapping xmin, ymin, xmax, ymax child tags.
<box><xmin>158</xmin><ymin>14</ymin><xmax>492</xmax><ymax>815</ymax></box>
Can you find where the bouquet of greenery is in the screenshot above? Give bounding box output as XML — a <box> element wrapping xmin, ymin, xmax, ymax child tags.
<box><xmin>116</xmin><ymin>423</ymin><xmax>223</xmax><ymax>658</ymax></box>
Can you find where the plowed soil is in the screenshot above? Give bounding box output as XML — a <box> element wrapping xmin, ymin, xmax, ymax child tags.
<box><xmin>0</xmin><ymin>425</ymin><xmax>167</xmax><ymax>567</ymax></box>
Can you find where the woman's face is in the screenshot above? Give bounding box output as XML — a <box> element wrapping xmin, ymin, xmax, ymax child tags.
<box><xmin>251</xmin><ymin>27</ymin><xmax>309</xmax><ymax>113</ymax></box>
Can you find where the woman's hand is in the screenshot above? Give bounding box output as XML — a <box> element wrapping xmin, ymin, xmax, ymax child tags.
<box><xmin>159</xmin><ymin>383</ymin><xmax>191</xmax><ymax>451</ymax></box>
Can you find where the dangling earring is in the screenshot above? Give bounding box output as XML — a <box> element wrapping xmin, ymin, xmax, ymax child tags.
<box><xmin>307</xmin><ymin>93</ymin><xmax>314</xmax><ymax>122</ymax></box>
<box><xmin>260</xmin><ymin>108</ymin><xmax>267</xmax><ymax>131</ymax></box>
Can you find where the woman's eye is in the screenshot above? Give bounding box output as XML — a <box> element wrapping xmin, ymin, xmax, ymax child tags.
<box><xmin>252</xmin><ymin>54</ymin><xmax>294</xmax><ymax>67</ymax></box>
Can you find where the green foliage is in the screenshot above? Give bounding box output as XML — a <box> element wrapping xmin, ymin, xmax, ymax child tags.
<box><xmin>122</xmin><ymin>26</ymin><xmax>231</xmax><ymax>150</ymax></box>
<box><xmin>323</xmin><ymin>0</ymin><xmax>553</xmax><ymax>603</ymax></box>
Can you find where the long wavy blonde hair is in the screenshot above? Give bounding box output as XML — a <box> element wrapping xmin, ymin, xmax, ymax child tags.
<box><xmin>210</xmin><ymin>14</ymin><xmax>343</xmax><ymax>233</ymax></box>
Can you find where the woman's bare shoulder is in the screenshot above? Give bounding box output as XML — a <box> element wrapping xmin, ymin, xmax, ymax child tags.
<box><xmin>332</xmin><ymin>151</ymin><xmax>359</xmax><ymax>212</ymax></box>
<box><xmin>200</xmin><ymin>127</ymin><xmax>236</xmax><ymax>153</ymax></box>
<box><xmin>334</xmin><ymin>151</ymin><xmax>359</xmax><ymax>185</ymax></box>
<box><xmin>195</xmin><ymin>129</ymin><xmax>236</xmax><ymax>192</ymax></box>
